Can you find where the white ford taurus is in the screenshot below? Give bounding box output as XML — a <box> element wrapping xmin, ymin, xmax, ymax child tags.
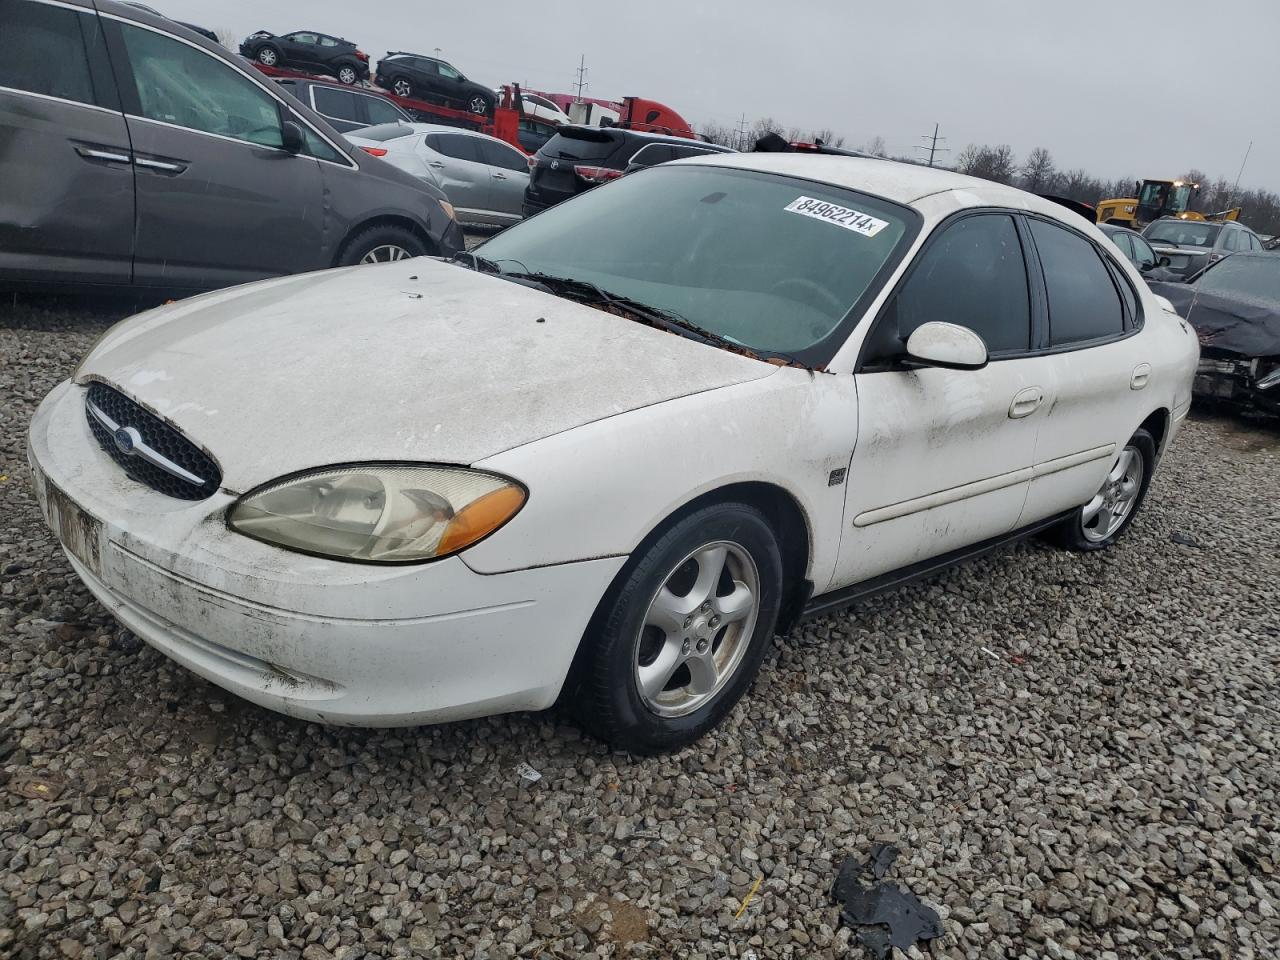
<box><xmin>29</xmin><ymin>155</ymin><xmax>1199</xmax><ymax>752</ymax></box>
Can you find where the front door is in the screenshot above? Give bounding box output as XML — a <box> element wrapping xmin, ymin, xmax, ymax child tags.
<box><xmin>108</xmin><ymin>19</ymin><xmax>325</xmax><ymax>289</ymax></box>
<box><xmin>833</xmin><ymin>212</ymin><xmax>1050</xmax><ymax>590</ymax></box>
<box><xmin>0</xmin><ymin>1</ymin><xmax>134</xmax><ymax>285</ymax></box>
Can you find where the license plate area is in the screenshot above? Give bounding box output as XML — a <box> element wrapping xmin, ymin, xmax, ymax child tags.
<box><xmin>41</xmin><ymin>478</ymin><xmax>102</xmax><ymax>574</ymax></box>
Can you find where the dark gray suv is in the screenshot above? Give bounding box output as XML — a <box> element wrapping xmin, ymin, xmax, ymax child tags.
<box><xmin>1143</xmin><ymin>218</ymin><xmax>1265</xmax><ymax>281</ymax></box>
<box><xmin>0</xmin><ymin>0</ymin><xmax>464</xmax><ymax>293</ymax></box>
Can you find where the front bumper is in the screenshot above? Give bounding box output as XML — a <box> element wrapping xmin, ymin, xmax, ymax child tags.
<box><xmin>1194</xmin><ymin>354</ymin><xmax>1280</xmax><ymax>412</ymax></box>
<box><xmin>28</xmin><ymin>379</ymin><xmax>625</xmax><ymax>726</ymax></box>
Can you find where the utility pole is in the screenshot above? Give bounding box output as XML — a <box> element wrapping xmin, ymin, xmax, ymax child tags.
<box><xmin>433</xmin><ymin>47</ymin><xmax>441</xmax><ymax>58</ymax></box>
<box><xmin>736</xmin><ymin>112</ymin><xmax>750</xmax><ymax>151</ymax></box>
<box><xmin>572</xmin><ymin>55</ymin><xmax>588</xmax><ymax>102</ymax></box>
<box><xmin>916</xmin><ymin>123</ymin><xmax>948</xmax><ymax>167</ymax></box>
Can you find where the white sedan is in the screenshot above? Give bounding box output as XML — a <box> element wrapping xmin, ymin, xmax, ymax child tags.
<box><xmin>28</xmin><ymin>155</ymin><xmax>1199</xmax><ymax>752</ymax></box>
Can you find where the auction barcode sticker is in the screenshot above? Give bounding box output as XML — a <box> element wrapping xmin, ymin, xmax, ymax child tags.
<box><xmin>784</xmin><ymin>196</ymin><xmax>889</xmax><ymax>237</ymax></box>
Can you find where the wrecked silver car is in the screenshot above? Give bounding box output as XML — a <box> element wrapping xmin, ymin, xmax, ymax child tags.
<box><xmin>1150</xmin><ymin>253</ymin><xmax>1280</xmax><ymax>415</ymax></box>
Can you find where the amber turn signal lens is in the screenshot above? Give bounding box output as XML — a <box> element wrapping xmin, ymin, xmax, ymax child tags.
<box><xmin>437</xmin><ymin>485</ymin><xmax>526</xmax><ymax>555</ymax></box>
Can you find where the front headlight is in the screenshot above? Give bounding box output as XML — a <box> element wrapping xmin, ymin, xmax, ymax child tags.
<box><xmin>227</xmin><ymin>464</ymin><xmax>526</xmax><ymax>564</ymax></box>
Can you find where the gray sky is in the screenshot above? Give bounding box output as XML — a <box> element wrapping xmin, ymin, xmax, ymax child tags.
<box><xmin>160</xmin><ymin>0</ymin><xmax>1279</xmax><ymax>191</ymax></box>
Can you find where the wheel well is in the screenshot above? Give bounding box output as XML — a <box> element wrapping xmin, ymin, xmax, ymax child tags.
<box><xmin>554</xmin><ymin>481</ymin><xmax>813</xmax><ymax>710</ymax></box>
<box><xmin>1139</xmin><ymin>408</ymin><xmax>1170</xmax><ymax>457</ymax></box>
<box><xmin>333</xmin><ymin>215</ymin><xmax>438</xmax><ymax>266</ymax></box>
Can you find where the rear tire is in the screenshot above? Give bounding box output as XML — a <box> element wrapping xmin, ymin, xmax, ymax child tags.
<box><xmin>467</xmin><ymin>94</ymin><xmax>492</xmax><ymax>116</ymax></box>
<box><xmin>256</xmin><ymin>45</ymin><xmax>279</xmax><ymax>67</ymax></box>
<box><xmin>1046</xmin><ymin>428</ymin><xmax>1156</xmax><ymax>551</ymax></box>
<box><xmin>337</xmin><ymin>225</ymin><xmax>428</xmax><ymax>267</ymax></box>
<box><xmin>574</xmin><ymin>503</ymin><xmax>783</xmax><ymax>754</ymax></box>
<box><xmin>336</xmin><ymin>64</ymin><xmax>358</xmax><ymax>85</ymax></box>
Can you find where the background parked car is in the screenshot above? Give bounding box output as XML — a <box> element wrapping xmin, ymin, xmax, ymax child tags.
<box><xmin>1098</xmin><ymin>223</ymin><xmax>1181</xmax><ymax>280</ymax></box>
<box><xmin>1149</xmin><ymin>253</ymin><xmax>1280</xmax><ymax>414</ymax></box>
<box><xmin>119</xmin><ymin>1</ymin><xmax>218</xmax><ymax>42</ymax></box>
<box><xmin>513</xmin><ymin>91</ymin><xmax>572</xmax><ymax>126</ymax></box>
<box><xmin>346</xmin><ymin>124</ymin><xmax>528</xmax><ymax>226</ymax></box>
<box><xmin>239</xmin><ymin>29</ymin><xmax>369</xmax><ymax>85</ymax></box>
<box><xmin>524</xmin><ymin>127</ymin><xmax>735</xmax><ymax>215</ymax></box>
<box><xmin>1143</xmin><ymin>218</ymin><xmax>1265</xmax><ymax>280</ymax></box>
<box><xmin>375</xmin><ymin>52</ymin><xmax>494</xmax><ymax>115</ymax></box>
<box><xmin>274</xmin><ymin>77</ymin><xmax>410</xmax><ymax>132</ymax></box>
<box><xmin>0</xmin><ymin>0</ymin><xmax>462</xmax><ymax>292</ymax></box>
<box><xmin>517</xmin><ymin>117</ymin><xmax>559</xmax><ymax>154</ymax></box>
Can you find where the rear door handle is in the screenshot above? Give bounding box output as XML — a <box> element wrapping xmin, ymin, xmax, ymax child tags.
<box><xmin>134</xmin><ymin>156</ymin><xmax>188</xmax><ymax>175</ymax></box>
<box><xmin>1131</xmin><ymin>363</ymin><xmax>1151</xmax><ymax>390</ymax></box>
<box><xmin>1009</xmin><ymin>386</ymin><xmax>1044</xmax><ymax>419</ymax></box>
<box><xmin>493</xmin><ymin>172</ymin><xmax>507</xmax><ymax>180</ymax></box>
<box><xmin>428</xmin><ymin>161</ymin><xmax>445</xmax><ymax>169</ymax></box>
<box><xmin>75</xmin><ymin>145</ymin><xmax>132</xmax><ymax>165</ymax></box>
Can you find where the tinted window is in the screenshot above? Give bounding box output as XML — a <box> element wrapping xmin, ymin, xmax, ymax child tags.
<box><xmin>311</xmin><ymin>86</ymin><xmax>359</xmax><ymax>121</ymax></box>
<box><xmin>671</xmin><ymin>145</ymin><xmax>720</xmax><ymax>161</ymax></box>
<box><xmin>477</xmin><ymin>139</ymin><xmax>528</xmax><ymax>171</ymax></box>
<box><xmin>362</xmin><ymin>96</ymin><xmax>406</xmax><ymax>125</ymax></box>
<box><xmin>1029</xmin><ymin>219</ymin><xmax>1125</xmax><ymax>345</ymax></box>
<box><xmin>539</xmin><ymin>129</ymin><xmax>618</xmax><ymax>161</ymax></box>
<box><xmin>630</xmin><ymin>144</ymin><xmax>674</xmax><ymax>167</ymax></box>
<box><xmin>121</xmin><ymin>24</ymin><xmax>283</xmax><ymax>147</ymax></box>
<box><xmin>429</xmin><ymin>133</ymin><xmax>481</xmax><ymax>162</ymax></box>
<box><xmin>288</xmin><ymin>33</ymin><xmax>317</xmax><ymax>44</ymax></box>
<box><xmin>438</xmin><ymin>61</ymin><xmax>461</xmax><ymax>80</ymax></box>
<box><xmin>0</xmin><ymin>1</ymin><xmax>100</xmax><ymax>107</ymax></box>
<box><xmin>889</xmin><ymin>214</ymin><xmax>1031</xmax><ymax>354</ymax></box>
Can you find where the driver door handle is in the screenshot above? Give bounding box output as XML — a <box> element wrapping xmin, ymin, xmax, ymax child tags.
<box><xmin>1009</xmin><ymin>386</ymin><xmax>1044</xmax><ymax>419</ymax></box>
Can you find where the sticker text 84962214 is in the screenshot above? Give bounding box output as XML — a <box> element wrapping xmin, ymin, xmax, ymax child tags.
<box><xmin>784</xmin><ymin>196</ymin><xmax>889</xmax><ymax>237</ymax></box>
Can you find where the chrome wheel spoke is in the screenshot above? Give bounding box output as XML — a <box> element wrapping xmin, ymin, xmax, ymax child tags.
<box><xmin>690</xmin><ymin>546</ymin><xmax>728</xmax><ymax>605</ymax></box>
<box><xmin>1108</xmin><ymin>449</ymin><xmax>1132</xmax><ymax>483</ymax></box>
<box><xmin>637</xmin><ymin>641</ymin><xmax>683</xmax><ymax>700</ymax></box>
<box><xmin>685</xmin><ymin>653</ymin><xmax>719</xmax><ymax>695</ymax></box>
<box><xmin>646</xmin><ymin>586</ymin><xmax>695</xmax><ymax>634</ymax></box>
<box><xmin>1082</xmin><ymin>494</ymin><xmax>1105</xmax><ymax>522</ymax></box>
<box><xmin>713</xmin><ymin>581</ymin><xmax>754</xmax><ymax>623</ymax></box>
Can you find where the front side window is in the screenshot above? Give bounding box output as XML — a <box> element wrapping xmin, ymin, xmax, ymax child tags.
<box><xmin>1107</xmin><ymin>231</ymin><xmax>1133</xmax><ymax>259</ymax></box>
<box><xmin>363</xmin><ymin>96</ymin><xmax>405</xmax><ymax>125</ymax></box>
<box><xmin>121</xmin><ymin>24</ymin><xmax>284</xmax><ymax>148</ymax></box>
<box><xmin>1029</xmin><ymin>219</ymin><xmax>1125</xmax><ymax>346</ymax></box>
<box><xmin>0</xmin><ymin>0</ymin><xmax>100</xmax><ymax>107</ymax></box>
<box><xmin>311</xmin><ymin>86</ymin><xmax>359</xmax><ymax>122</ymax></box>
<box><xmin>885</xmin><ymin>214</ymin><xmax>1031</xmax><ymax>355</ymax></box>
<box><xmin>478</xmin><ymin>165</ymin><xmax>916</xmax><ymax>363</ymax></box>
<box><xmin>1131</xmin><ymin>234</ymin><xmax>1157</xmax><ymax>269</ymax></box>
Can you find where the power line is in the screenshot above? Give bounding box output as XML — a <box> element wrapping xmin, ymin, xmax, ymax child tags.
<box><xmin>915</xmin><ymin>123</ymin><xmax>949</xmax><ymax>167</ymax></box>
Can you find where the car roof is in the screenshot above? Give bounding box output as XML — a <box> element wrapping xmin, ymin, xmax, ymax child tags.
<box><xmin>674</xmin><ymin>153</ymin><xmax>1073</xmax><ymax>213</ymax></box>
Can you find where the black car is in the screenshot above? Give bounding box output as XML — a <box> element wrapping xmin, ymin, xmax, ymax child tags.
<box><xmin>119</xmin><ymin>1</ymin><xmax>217</xmax><ymax>42</ymax></box>
<box><xmin>524</xmin><ymin>127</ymin><xmax>735</xmax><ymax>216</ymax></box>
<box><xmin>1149</xmin><ymin>253</ymin><xmax>1280</xmax><ymax>415</ymax></box>
<box><xmin>274</xmin><ymin>78</ymin><xmax>410</xmax><ymax>133</ymax></box>
<box><xmin>1142</xmin><ymin>218</ymin><xmax>1265</xmax><ymax>281</ymax></box>
<box><xmin>1098</xmin><ymin>223</ymin><xmax>1178</xmax><ymax>279</ymax></box>
<box><xmin>375</xmin><ymin>53</ymin><xmax>494</xmax><ymax>115</ymax></box>
<box><xmin>239</xmin><ymin>30</ymin><xmax>369</xmax><ymax>85</ymax></box>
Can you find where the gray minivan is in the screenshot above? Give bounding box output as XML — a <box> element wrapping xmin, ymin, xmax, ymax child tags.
<box><xmin>0</xmin><ymin>0</ymin><xmax>464</xmax><ymax>292</ymax></box>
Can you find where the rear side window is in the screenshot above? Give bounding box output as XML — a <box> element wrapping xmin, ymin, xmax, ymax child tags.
<box><xmin>0</xmin><ymin>1</ymin><xmax>102</xmax><ymax>107</ymax></box>
<box><xmin>477</xmin><ymin>139</ymin><xmax>528</xmax><ymax>172</ymax></box>
<box><xmin>886</xmin><ymin>214</ymin><xmax>1032</xmax><ymax>355</ymax></box>
<box><xmin>311</xmin><ymin>86</ymin><xmax>359</xmax><ymax>122</ymax></box>
<box><xmin>1029</xmin><ymin>219</ymin><xmax>1125</xmax><ymax>345</ymax></box>
<box><xmin>428</xmin><ymin>133</ymin><xmax>481</xmax><ymax>162</ymax></box>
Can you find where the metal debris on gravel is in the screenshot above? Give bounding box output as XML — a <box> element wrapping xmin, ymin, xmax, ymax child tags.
<box><xmin>2</xmin><ymin>282</ymin><xmax>1279</xmax><ymax>958</ymax></box>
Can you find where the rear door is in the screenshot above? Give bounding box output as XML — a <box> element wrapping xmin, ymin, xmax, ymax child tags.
<box><xmin>0</xmin><ymin>0</ymin><xmax>133</xmax><ymax>285</ymax></box>
<box><xmin>422</xmin><ymin>133</ymin><xmax>491</xmax><ymax>214</ymax></box>
<box><xmin>308</xmin><ymin>85</ymin><xmax>363</xmax><ymax>131</ymax></box>
<box><xmin>282</xmin><ymin>32</ymin><xmax>320</xmax><ymax>71</ymax></box>
<box><xmin>1017</xmin><ymin>216</ymin><xmax>1151</xmax><ymax>524</ymax></box>
<box><xmin>104</xmin><ymin>15</ymin><xmax>327</xmax><ymax>288</ymax></box>
<box><xmin>475</xmin><ymin>138</ymin><xmax>530</xmax><ymax>219</ymax></box>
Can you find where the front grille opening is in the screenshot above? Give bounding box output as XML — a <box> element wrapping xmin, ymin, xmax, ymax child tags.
<box><xmin>84</xmin><ymin>382</ymin><xmax>222</xmax><ymax>500</ymax></box>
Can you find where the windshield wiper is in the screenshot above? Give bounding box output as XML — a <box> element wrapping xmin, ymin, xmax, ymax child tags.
<box><xmin>504</xmin><ymin>271</ymin><xmax>810</xmax><ymax>367</ymax></box>
<box><xmin>449</xmin><ymin>250</ymin><xmax>505</xmax><ymax>274</ymax></box>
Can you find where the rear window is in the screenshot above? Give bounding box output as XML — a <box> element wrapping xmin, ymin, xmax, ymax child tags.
<box><xmin>538</xmin><ymin>128</ymin><xmax>619</xmax><ymax>162</ymax></box>
<box><xmin>352</xmin><ymin>122</ymin><xmax>413</xmax><ymax>142</ymax></box>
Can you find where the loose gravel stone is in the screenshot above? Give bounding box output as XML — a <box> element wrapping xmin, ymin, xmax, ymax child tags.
<box><xmin>2</xmin><ymin>285</ymin><xmax>1278</xmax><ymax>959</ymax></box>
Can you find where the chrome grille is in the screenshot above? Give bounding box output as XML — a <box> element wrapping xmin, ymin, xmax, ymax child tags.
<box><xmin>84</xmin><ymin>382</ymin><xmax>221</xmax><ymax>500</ymax></box>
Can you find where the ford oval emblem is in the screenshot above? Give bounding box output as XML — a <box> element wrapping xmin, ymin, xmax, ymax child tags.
<box><xmin>113</xmin><ymin>427</ymin><xmax>136</xmax><ymax>454</ymax></box>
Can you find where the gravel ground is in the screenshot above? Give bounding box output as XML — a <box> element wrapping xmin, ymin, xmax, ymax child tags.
<box><xmin>1</xmin><ymin>287</ymin><xmax>1278</xmax><ymax>960</ymax></box>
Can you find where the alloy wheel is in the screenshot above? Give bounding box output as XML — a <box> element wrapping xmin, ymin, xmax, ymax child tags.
<box><xmin>258</xmin><ymin>48</ymin><xmax>277</xmax><ymax>66</ymax></box>
<box><xmin>358</xmin><ymin>245</ymin><xmax>413</xmax><ymax>264</ymax></box>
<box><xmin>338</xmin><ymin>67</ymin><xmax>357</xmax><ymax>85</ymax></box>
<box><xmin>1082</xmin><ymin>444</ymin><xmax>1144</xmax><ymax>542</ymax></box>
<box><xmin>633</xmin><ymin>541</ymin><xmax>760</xmax><ymax>718</ymax></box>
<box><xmin>469</xmin><ymin>96</ymin><xmax>489</xmax><ymax>115</ymax></box>
<box><xmin>393</xmin><ymin>79</ymin><xmax>412</xmax><ymax>97</ymax></box>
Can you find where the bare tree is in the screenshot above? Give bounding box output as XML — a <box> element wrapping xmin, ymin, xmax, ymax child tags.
<box><xmin>859</xmin><ymin>135</ymin><xmax>888</xmax><ymax>157</ymax></box>
<box><xmin>696</xmin><ymin>121</ymin><xmax>738</xmax><ymax>149</ymax></box>
<box><xmin>956</xmin><ymin>144</ymin><xmax>1017</xmax><ymax>184</ymax></box>
<box><xmin>215</xmin><ymin>27</ymin><xmax>237</xmax><ymax>49</ymax></box>
<box><xmin>1021</xmin><ymin>147</ymin><xmax>1055</xmax><ymax>192</ymax></box>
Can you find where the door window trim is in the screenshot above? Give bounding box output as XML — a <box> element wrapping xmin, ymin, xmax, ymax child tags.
<box><xmin>98</xmin><ymin>9</ymin><xmax>358</xmax><ymax>169</ymax></box>
<box><xmin>855</xmin><ymin>207</ymin><xmax>1038</xmax><ymax>372</ymax></box>
<box><xmin>0</xmin><ymin>84</ymin><xmax>120</xmax><ymax>116</ymax></box>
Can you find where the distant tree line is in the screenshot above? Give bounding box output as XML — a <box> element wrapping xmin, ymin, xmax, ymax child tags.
<box><xmin>693</xmin><ymin>120</ymin><xmax>1280</xmax><ymax>236</ymax></box>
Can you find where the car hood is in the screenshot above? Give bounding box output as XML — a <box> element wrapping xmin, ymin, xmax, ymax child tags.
<box><xmin>76</xmin><ymin>261</ymin><xmax>775</xmax><ymax>492</ymax></box>
<box><xmin>1147</xmin><ymin>281</ymin><xmax>1280</xmax><ymax>357</ymax></box>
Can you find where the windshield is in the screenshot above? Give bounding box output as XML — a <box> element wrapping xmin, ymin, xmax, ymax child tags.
<box><xmin>476</xmin><ymin>165</ymin><xmax>916</xmax><ymax>364</ymax></box>
<box><xmin>1145</xmin><ymin>221</ymin><xmax>1220</xmax><ymax>247</ymax></box>
<box><xmin>1139</xmin><ymin>181</ymin><xmax>1192</xmax><ymax>215</ymax></box>
<box><xmin>1195</xmin><ymin>256</ymin><xmax>1280</xmax><ymax>304</ymax></box>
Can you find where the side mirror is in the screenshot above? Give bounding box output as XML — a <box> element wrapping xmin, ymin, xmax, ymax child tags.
<box><xmin>905</xmin><ymin>321</ymin><xmax>988</xmax><ymax>370</ymax></box>
<box><xmin>281</xmin><ymin>120</ymin><xmax>305</xmax><ymax>155</ymax></box>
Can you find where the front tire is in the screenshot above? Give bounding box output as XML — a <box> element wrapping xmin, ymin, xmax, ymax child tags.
<box><xmin>336</xmin><ymin>65</ymin><xmax>358</xmax><ymax>85</ymax></box>
<box><xmin>575</xmin><ymin>503</ymin><xmax>783</xmax><ymax>754</ymax></box>
<box><xmin>337</xmin><ymin>225</ymin><xmax>428</xmax><ymax>266</ymax></box>
<box><xmin>255</xmin><ymin>45</ymin><xmax>279</xmax><ymax>67</ymax></box>
<box><xmin>467</xmin><ymin>94</ymin><xmax>492</xmax><ymax>116</ymax></box>
<box><xmin>1048</xmin><ymin>428</ymin><xmax>1156</xmax><ymax>551</ymax></box>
